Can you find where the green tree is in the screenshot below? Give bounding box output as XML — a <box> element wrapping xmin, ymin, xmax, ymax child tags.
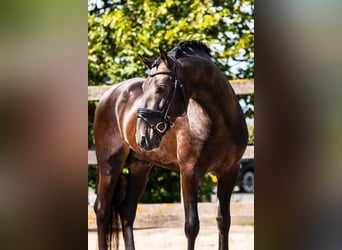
<box><xmin>88</xmin><ymin>0</ymin><xmax>254</xmax><ymax>85</ymax></box>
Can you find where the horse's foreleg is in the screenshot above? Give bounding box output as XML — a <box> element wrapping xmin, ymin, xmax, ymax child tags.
<box><xmin>119</xmin><ymin>160</ymin><xmax>152</xmax><ymax>250</ymax></box>
<box><xmin>216</xmin><ymin>164</ymin><xmax>240</xmax><ymax>250</ymax></box>
<box><xmin>180</xmin><ymin>171</ymin><xmax>200</xmax><ymax>250</ymax></box>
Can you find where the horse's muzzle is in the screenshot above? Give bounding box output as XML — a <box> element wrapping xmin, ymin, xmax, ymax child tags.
<box><xmin>138</xmin><ymin>134</ymin><xmax>161</xmax><ymax>151</ymax></box>
<box><xmin>137</xmin><ymin>108</ymin><xmax>173</xmax><ymax>138</ymax></box>
<box><xmin>139</xmin><ymin>136</ymin><xmax>151</xmax><ymax>150</ymax></box>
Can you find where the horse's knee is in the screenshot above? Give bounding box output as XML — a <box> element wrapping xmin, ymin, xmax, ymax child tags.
<box><xmin>94</xmin><ymin>199</ymin><xmax>108</xmax><ymax>222</ymax></box>
<box><xmin>185</xmin><ymin>217</ymin><xmax>200</xmax><ymax>239</ymax></box>
<box><xmin>94</xmin><ymin>198</ymin><xmax>100</xmax><ymax>214</ymax></box>
<box><xmin>216</xmin><ymin>215</ymin><xmax>230</xmax><ymax>233</ymax></box>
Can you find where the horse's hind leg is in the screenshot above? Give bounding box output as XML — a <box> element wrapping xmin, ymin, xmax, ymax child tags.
<box><xmin>94</xmin><ymin>146</ymin><xmax>129</xmax><ymax>250</ymax></box>
<box><xmin>216</xmin><ymin>163</ymin><xmax>240</xmax><ymax>250</ymax></box>
<box><xmin>119</xmin><ymin>157</ymin><xmax>152</xmax><ymax>250</ymax></box>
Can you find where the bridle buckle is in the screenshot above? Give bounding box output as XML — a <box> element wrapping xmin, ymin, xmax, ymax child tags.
<box><xmin>155</xmin><ymin>122</ymin><xmax>168</xmax><ymax>134</ymax></box>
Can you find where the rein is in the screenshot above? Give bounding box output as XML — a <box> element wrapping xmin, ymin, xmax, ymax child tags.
<box><xmin>137</xmin><ymin>57</ymin><xmax>187</xmax><ymax>138</ymax></box>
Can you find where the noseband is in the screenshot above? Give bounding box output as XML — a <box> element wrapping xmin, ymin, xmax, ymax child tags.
<box><xmin>137</xmin><ymin>57</ymin><xmax>187</xmax><ymax>138</ymax></box>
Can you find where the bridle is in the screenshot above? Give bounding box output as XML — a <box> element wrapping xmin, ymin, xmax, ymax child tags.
<box><xmin>137</xmin><ymin>56</ymin><xmax>187</xmax><ymax>138</ymax></box>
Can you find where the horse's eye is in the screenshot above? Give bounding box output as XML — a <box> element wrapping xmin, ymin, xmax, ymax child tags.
<box><xmin>157</xmin><ymin>85</ymin><xmax>167</xmax><ymax>93</ymax></box>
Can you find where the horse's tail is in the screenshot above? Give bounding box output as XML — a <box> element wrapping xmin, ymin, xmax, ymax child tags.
<box><xmin>107</xmin><ymin>172</ymin><xmax>126</xmax><ymax>250</ymax></box>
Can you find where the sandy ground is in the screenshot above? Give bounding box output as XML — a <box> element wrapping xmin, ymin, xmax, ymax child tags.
<box><xmin>88</xmin><ymin>193</ymin><xmax>254</xmax><ymax>249</ymax></box>
<box><xmin>88</xmin><ymin>225</ymin><xmax>254</xmax><ymax>250</ymax></box>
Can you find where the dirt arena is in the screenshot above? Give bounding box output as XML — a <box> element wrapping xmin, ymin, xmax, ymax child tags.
<box><xmin>88</xmin><ymin>193</ymin><xmax>254</xmax><ymax>250</ymax></box>
<box><xmin>88</xmin><ymin>225</ymin><xmax>253</xmax><ymax>250</ymax></box>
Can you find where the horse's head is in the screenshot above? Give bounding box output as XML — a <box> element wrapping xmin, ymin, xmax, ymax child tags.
<box><xmin>136</xmin><ymin>46</ymin><xmax>187</xmax><ymax>151</ymax></box>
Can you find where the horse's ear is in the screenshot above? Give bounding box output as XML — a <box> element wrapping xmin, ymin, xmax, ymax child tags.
<box><xmin>138</xmin><ymin>54</ymin><xmax>154</xmax><ymax>69</ymax></box>
<box><xmin>159</xmin><ymin>46</ymin><xmax>173</xmax><ymax>69</ymax></box>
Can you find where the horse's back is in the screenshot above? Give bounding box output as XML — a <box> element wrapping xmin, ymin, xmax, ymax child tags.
<box><xmin>97</xmin><ymin>78</ymin><xmax>145</xmax><ymax>106</ymax></box>
<box><xmin>96</xmin><ymin>77</ymin><xmax>144</xmax><ymax>114</ymax></box>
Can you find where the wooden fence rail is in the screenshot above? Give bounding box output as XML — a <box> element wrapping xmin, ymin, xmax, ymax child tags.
<box><xmin>88</xmin><ymin>79</ymin><xmax>254</xmax><ymax>163</ymax></box>
<box><xmin>88</xmin><ymin>79</ymin><xmax>254</xmax><ymax>101</ymax></box>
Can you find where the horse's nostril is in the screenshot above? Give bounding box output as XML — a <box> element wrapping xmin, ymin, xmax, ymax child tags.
<box><xmin>141</xmin><ymin>136</ymin><xmax>147</xmax><ymax>148</ymax></box>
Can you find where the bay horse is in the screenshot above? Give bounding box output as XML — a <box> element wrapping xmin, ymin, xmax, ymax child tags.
<box><xmin>94</xmin><ymin>40</ymin><xmax>248</xmax><ymax>250</ymax></box>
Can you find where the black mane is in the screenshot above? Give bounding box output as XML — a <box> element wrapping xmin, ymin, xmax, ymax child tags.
<box><xmin>152</xmin><ymin>40</ymin><xmax>211</xmax><ymax>68</ymax></box>
<box><xmin>169</xmin><ymin>40</ymin><xmax>211</xmax><ymax>59</ymax></box>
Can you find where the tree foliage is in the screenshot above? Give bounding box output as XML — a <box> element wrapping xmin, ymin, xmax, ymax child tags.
<box><xmin>88</xmin><ymin>0</ymin><xmax>254</xmax><ymax>85</ymax></box>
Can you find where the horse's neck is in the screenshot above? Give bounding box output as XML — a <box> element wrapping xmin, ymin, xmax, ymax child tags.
<box><xmin>189</xmin><ymin>79</ymin><xmax>238</xmax><ymax>126</ymax></box>
<box><xmin>179</xmin><ymin>58</ymin><xmax>242</xmax><ymax>128</ymax></box>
